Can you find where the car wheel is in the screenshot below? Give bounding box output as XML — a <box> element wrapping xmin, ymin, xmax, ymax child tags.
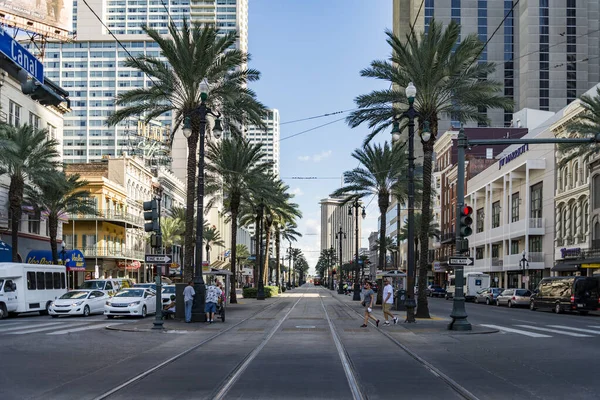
<box><xmin>555</xmin><ymin>303</ymin><xmax>562</xmax><ymax>314</ymax></box>
<box><xmin>51</xmin><ymin>315</ymin><xmax>59</xmax><ymax>318</ymax></box>
<box><xmin>579</xmin><ymin>311</ymin><xmax>589</xmax><ymax>316</ymax></box>
<box><xmin>508</xmin><ymin>301</ymin><xmax>513</xmax><ymax>308</ymax></box>
<box><xmin>141</xmin><ymin>306</ymin><xmax>147</xmax><ymax>318</ymax></box>
<box><xmin>486</xmin><ymin>298</ymin><xmax>491</xmax><ymax>305</ymax></box>
<box><xmin>0</xmin><ymin>303</ymin><xmax>7</xmax><ymax>319</ymax></box>
<box><xmin>530</xmin><ymin>301</ymin><xmax>536</xmax><ymax>311</ymax></box>
<box><xmin>107</xmin><ymin>315</ymin><xmax>115</xmax><ymax>319</ymax></box>
<box><xmin>83</xmin><ymin>305</ymin><xmax>90</xmax><ymax>317</ymax></box>
<box><xmin>39</xmin><ymin>302</ymin><xmax>51</xmax><ymax>316</ymax></box>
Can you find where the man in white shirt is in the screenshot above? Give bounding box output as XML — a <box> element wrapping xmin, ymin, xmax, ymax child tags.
<box><xmin>183</xmin><ymin>280</ymin><xmax>195</xmax><ymax>323</ymax></box>
<box><xmin>382</xmin><ymin>279</ymin><xmax>398</xmax><ymax>326</ymax></box>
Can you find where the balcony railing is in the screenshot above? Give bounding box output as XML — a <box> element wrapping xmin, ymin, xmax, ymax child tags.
<box><xmin>491</xmin><ymin>257</ymin><xmax>503</xmax><ymax>267</ymax></box>
<box><xmin>528</xmin><ymin>252</ymin><xmax>545</xmax><ymax>262</ymax></box>
<box><xmin>81</xmin><ymin>246</ymin><xmax>144</xmax><ymax>260</ymax></box>
<box><xmin>529</xmin><ymin>218</ymin><xmax>544</xmax><ymax>229</ymax></box>
<box><xmin>71</xmin><ymin>209</ymin><xmax>144</xmax><ymax>227</ymax></box>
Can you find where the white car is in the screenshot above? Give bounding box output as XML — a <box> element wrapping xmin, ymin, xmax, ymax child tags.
<box><xmin>104</xmin><ymin>288</ymin><xmax>157</xmax><ymax>318</ymax></box>
<box><xmin>49</xmin><ymin>290</ymin><xmax>108</xmax><ymax>317</ymax></box>
<box><xmin>162</xmin><ymin>285</ymin><xmax>176</xmax><ymax>305</ymax></box>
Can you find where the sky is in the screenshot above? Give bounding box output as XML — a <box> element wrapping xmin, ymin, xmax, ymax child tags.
<box><xmin>248</xmin><ymin>0</ymin><xmax>393</xmax><ymax>271</ymax></box>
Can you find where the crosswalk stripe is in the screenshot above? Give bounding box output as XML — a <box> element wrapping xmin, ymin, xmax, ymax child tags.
<box><xmin>480</xmin><ymin>324</ymin><xmax>551</xmax><ymax>338</ymax></box>
<box><xmin>587</xmin><ymin>325</ymin><xmax>600</xmax><ymax>329</ymax></box>
<box><xmin>47</xmin><ymin>323</ymin><xmax>122</xmax><ymax>335</ymax></box>
<box><xmin>0</xmin><ymin>322</ymin><xmax>65</xmax><ymax>333</ymax></box>
<box><xmin>515</xmin><ymin>325</ymin><xmax>592</xmax><ymax>337</ymax></box>
<box><xmin>547</xmin><ymin>325</ymin><xmax>600</xmax><ymax>335</ymax></box>
<box><xmin>8</xmin><ymin>323</ymin><xmax>90</xmax><ymax>335</ymax></box>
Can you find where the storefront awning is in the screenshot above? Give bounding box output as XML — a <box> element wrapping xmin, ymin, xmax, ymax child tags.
<box><xmin>0</xmin><ymin>240</ymin><xmax>12</xmax><ymax>262</ymax></box>
<box><xmin>552</xmin><ymin>261</ymin><xmax>579</xmax><ymax>272</ymax></box>
<box><xmin>26</xmin><ymin>249</ymin><xmax>86</xmax><ymax>271</ymax></box>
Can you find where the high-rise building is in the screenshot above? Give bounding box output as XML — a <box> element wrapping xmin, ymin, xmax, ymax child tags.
<box><xmin>320</xmin><ymin>198</ymin><xmax>363</xmax><ymax>266</ymax></box>
<box><xmin>246</xmin><ymin>109</ymin><xmax>280</xmax><ymax>177</ymax></box>
<box><xmin>40</xmin><ymin>0</ymin><xmax>249</xmax><ymax>163</ymax></box>
<box><xmin>393</xmin><ymin>0</ymin><xmax>600</xmax><ymax>128</ymax></box>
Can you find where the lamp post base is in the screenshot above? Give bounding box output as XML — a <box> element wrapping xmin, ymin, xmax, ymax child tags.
<box><xmin>352</xmin><ymin>282</ymin><xmax>361</xmax><ymax>301</ymax></box>
<box><xmin>448</xmin><ymin>296</ymin><xmax>472</xmax><ymax>331</ymax></box>
<box><xmin>257</xmin><ymin>281</ymin><xmax>266</xmax><ymax>300</ymax></box>
<box><xmin>191</xmin><ymin>278</ymin><xmax>207</xmax><ymax>322</ymax></box>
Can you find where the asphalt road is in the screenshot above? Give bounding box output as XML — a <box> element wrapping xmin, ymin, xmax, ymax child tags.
<box><xmin>1</xmin><ymin>287</ymin><xmax>600</xmax><ymax>400</ymax></box>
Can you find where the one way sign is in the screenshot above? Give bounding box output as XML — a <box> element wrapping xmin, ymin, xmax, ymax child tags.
<box><xmin>145</xmin><ymin>254</ymin><xmax>172</xmax><ymax>264</ymax></box>
<box><xmin>448</xmin><ymin>257</ymin><xmax>474</xmax><ymax>267</ymax></box>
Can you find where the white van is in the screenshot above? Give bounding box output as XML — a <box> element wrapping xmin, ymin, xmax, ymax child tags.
<box><xmin>446</xmin><ymin>272</ymin><xmax>491</xmax><ymax>301</ymax></box>
<box><xmin>78</xmin><ymin>279</ymin><xmax>120</xmax><ymax>296</ymax></box>
<box><xmin>0</xmin><ymin>263</ymin><xmax>67</xmax><ymax>318</ymax></box>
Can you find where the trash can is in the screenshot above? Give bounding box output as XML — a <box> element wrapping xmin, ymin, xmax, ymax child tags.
<box><xmin>395</xmin><ymin>289</ymin><xmax>407</xmax><ymax>311</ymax></box>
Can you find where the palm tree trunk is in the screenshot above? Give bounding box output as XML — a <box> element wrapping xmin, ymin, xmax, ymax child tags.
<box><xmin>205</xmin><ymin>244</ymin><xmax>211</xmax><ymax>265</ymax></box>
<box><xmin>8</xmin><ymin>176</ymin><xmax>24</xmax><ymax>262</ymax></box>
<box><xmin>263</xmin><ymin>224</ymin><xmax>271</xmax><ymax>285</ymax></box>
<box><xmin>183</xmin><ymin>131</ymin><xmax>199</xmax><ymax>282</ymax></box>
<box><xmin>49</xmin><ymin>215</ymin><xmax>59</xmax><ymax>264</ymax></box>
<box><xmin>229</xmin><ymin>206</ymin><xmax>239</xmax><ymax>304</ymax></box>
<box><xmin>253</xmin><ymin>214</ymin><xmax>260</xmax><ymax>288</ymax></box>
<box><xmin>275</xmin><ymin>229</ymin><xmax>281</xmax><ymax>290</ymax></box>
<box><xmin>378</xmin><ymin>193</ymin><xmax>389</xmax><ymax>276</ymax></box>
<box><xmin>416</xmin><ymin>129</ymin><xmax>434</xmax><ymax>319</ymax></box>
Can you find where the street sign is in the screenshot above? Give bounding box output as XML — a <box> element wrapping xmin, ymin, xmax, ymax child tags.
<box><xmin>0</xmin><ymin>28</ymin><xmax>44</xmax><ymax>83</ymax></box>
<box><xmin>448</xmin><ymin>257</ymin><xmax>474</xmax><ymax>267</ymax></box>
<box><xmin>144</xmin><ymin>254</ymin><xmax>172</xmax><ymax>264</ymax></box>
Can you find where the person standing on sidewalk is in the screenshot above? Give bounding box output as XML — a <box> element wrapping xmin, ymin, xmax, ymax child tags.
<box><xmin>183</xmin><ymin>280</ymin><xmax>195</xmax><ymax>323</ymax></box>
<box><xmin>361</xmin><ymin>281</ymin><xmax>379</xmax><ymax>328</ymax></box>
<box><xmin>382</xmin><ymin>279</ymin><xmax>398</xmax><ymax>326</ymax></box>
<box><xmin>205</xmin><ymin>282</ymin><xmax>222</xmax><ymax>323</ymax></box>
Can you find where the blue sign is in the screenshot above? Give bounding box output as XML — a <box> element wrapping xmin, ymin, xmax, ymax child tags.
<box><xmin>0</xmin><ymin>28</ymin><xmax>44</xmax><ymax>83</ymax></box>
<box><xmin>499</xmin><ymin>144</ymin><xmax>529</xmax><ymax>169</ymax></box>
<box><xmin>0</xmin><ymin>240</ymin><xmax>12</xmax><ymax>262</ymax></box>
<box><xmin>26</xmin><ymin>249</ymin><xmax>86</xmax><ymax>270</ymax></box>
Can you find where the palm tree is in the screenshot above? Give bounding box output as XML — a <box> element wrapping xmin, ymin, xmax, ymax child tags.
<box><xmin>279</xmin><ymin>222</ymin><xmax>301</xmax><ymax>288</ymax></box>
<box><xmin>205</xmin><ymin>137</ymin><xmax>272</xmax><ymax>303</ymax></box>
<box><xmin>235</xmin><ymin>243</ymin><xmax>250</xmax><ymax>287</ymax></box>
<box><xmin>24</xmin><ymin>171</ymin><xmax>96</xmax><ymax>264</ymax></box>
<box><xmin>203</xmin><ymin>225</ymin><xmax>225</xmax><ymax>265</ymax></box>
<box><xmin>106</xmin><ymin>20</ymin><xmax>266</xmax><ymax>282</ymax></box>
<box><xmin>0</xmin><ymin>124</ymin><xmax>60</xmax><ymax>262</ymax></box>
<box><xmin>373</xmin><ymin>236</ymin><xmax>396</xmax><ymax>270</ymax></box>
<box><xmin>399</xmin><ymin>213</ymin><xmax>441</xmax><ymax>266</ymax></box>
<box><xmin>347</xmin><ymin>20</ymin><xmax>511</xmax><ymax>318</ymax></box>
<box><xmin>558</xmin><ymin>87</ymin><xmax>600</xmax><ymax>167</ymax></box>
<box><xmin>161</xmin><ymin>217</ymin><xmax>184</xmax><ymax>254</ymax></box>
<box><xmin>331</xmin><ymin>141</ymin><xmax>408</xmax><ymax>281</ymax></box>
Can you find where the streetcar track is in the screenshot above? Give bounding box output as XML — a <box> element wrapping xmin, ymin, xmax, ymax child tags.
<box><xmin>92</xmin><ymin>297</ymin><xmax>287</xmax><ymax>400</ymax></box>
<box><xmin>322</xmin><ymin>287</ymin><xmax>481</xmax><ymax>400</ymax></box>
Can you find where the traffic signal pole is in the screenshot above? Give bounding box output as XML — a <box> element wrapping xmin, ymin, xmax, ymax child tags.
<box><xmin>448</xmin><ymin>128</ymin><xmax>600</xmax><ymax>331</ymax></box>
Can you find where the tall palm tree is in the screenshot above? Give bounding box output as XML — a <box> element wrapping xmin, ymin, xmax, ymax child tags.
<box><xmin>331</xmin><ymin>141</ymin><xmax>408</xmax><ymax>280</ymax></box>
<box><xmin>0</xmin><ymin>124</ymin><xmax>60</xmax><ymax>262</ymax></box>
<box><xmin>205</xmin><ymin>137</ymin><xmax>272</xmax><ymax>303</ymax></box>
<box><xmin>558</xmin><ymin>87</ymin><xmax>600</xmax><ymax>167</ymax></box>
<box><xmin>161</xmin><ymin>217</ymin><xmax>184</xmax><ymax>254</ymax></box>
<box><xmin>399</xmin><ymin>213</ymin><xmax>441</xmax><ymax>266</ymax></box>
<box><xmin>235</xmin><ymin>243</ymin><xmax>250</xmax><ymax>287</ymax></box>
<box><xmin>373</xmin><ymin>236</ymin><xmax>396</xmax><ymax>270</ymax></box>
<box><xmin>106</xmin><ymin>20</ymin><xmax>266</xmax><ymax>282</ymax></box>
<box><xmin>347</xmin><ymin>20</ymin><xmax>511</xmax><ymax>318</ymax></box>
<box><xmin>279</xmin><ymin>222</ymin><xmax>301</xmax><ymax>288</ymax></box>
<box><xmin>24</xmin><ymin>171</ymin><xmax>95</xmax><ymax>264</ymax></box>
<box><xmin>203</xmin><ymin>225</ymin><xmax>225</xmax><ymax>265</ymax></box>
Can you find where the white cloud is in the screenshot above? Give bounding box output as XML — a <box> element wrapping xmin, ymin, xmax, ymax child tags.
<box><xmin>290</xmin><ymin>187</ymin><xmax>304</xmax><ymax>196</ymax></box>
<box><xmin>297</xmin><ymin>150</ymin><xmax>333</xmax><ymax>163</ymax></box>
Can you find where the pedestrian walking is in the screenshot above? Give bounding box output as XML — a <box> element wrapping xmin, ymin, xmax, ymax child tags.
<box><xmin>382</xmin><ymin>279</ymin><xmax>398</xmax><ymax>326</ymax></box>
<box><xmin>205</xmin><ymin>282</ymin><xmax>222</xmax><ymax>323</ymax></box>
<box><xmin>183</xmin><ymin>280</ymin><xmax>195</xmax><ymax>323</ymax></box>
<box><xmin>360</xmin><ymin>281</ymin><xmax>379</xmax><ymax>328</ymax></box>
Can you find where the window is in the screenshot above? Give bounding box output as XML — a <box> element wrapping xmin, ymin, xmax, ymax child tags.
<box><xmin>476</xmin><ymin>208</ymin><xmax>484</xmax><ymax>233</ymax></box>
<box><xmin>28</xmin><ymin>213</ymin><xmax>40</xmax><ymax>235</ymax></box>
<box><xmin>529</xmin><ymin>236</ymin><xmax>542</xmax><ymax>253</ymax></box>
<box><xmin>492</xmin><ymin>201</ymin><xmax>501</xmax><ymax>228</ymax></box>
<box><xmin>511</xmin><ymin>193</ymin><xmax>520</xmax><ymax>222</ymax></box>
<box><xmin>47</xmin><ymin>124</ymin><xmax>57</xmax><ymax>140</ymax></box>
<box><xmin>29</xmin><ymin>112</ymin><xmax>40</xmax><ymax>130</ymax></box>
<box><xmin>530</xmin><ymin>183</ymin><xmax>543</xmax><ymax>219</ymax></box>
<box><xmin>36</xmin><ymin>272</ymin><xmax>45</xmax><ymax>289</ymax></box>
<box><xmin>61</xmin><ymin>273</ymin><xmax>66</xmax><ymax>289</ymax></box>
<box><xmin>53</xmin><ymin>272</ymin><xmax>61</xmax><ymax>289</ymax></box>
<box><xmin>27</xmin><ymin>271</ymin><xmax>36</xmax><ymax>290</ymax></box>
<box><xmin>9</xmin><ymin>101</ymin><xmax>21</xmax><ymax>127</ymax></box>
<box><xmin>511</xmin><ymin>240</ymin><xmax>519</xmax><ymax>254</ymax></box>
<box><xmin>492</xmin><ymin>244</ymin><xmax>499</xmax><ymax>258</ymax></box>
<box><xmin>45</xmin><ymin>272</ymin><xmax>53</xmax><ymax>289</ymax></box>
<box><xmin>594</xmin><ymin>175</ymin><xmax>600</xmax><ymax>210</ymax></box>
<box><xmin>476</xmin><ymin>247</ymin><xmax>484</xmax><ymax>259</ymax></box>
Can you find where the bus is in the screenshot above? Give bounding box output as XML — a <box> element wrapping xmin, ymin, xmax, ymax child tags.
<box><xmin>313</xmin><ymin>276</ymin><xmax>322</xmax><ymax>286</ymax></box>
<box><xmin>0</xmin><ymin>263</ymin><xmax>67</xmax><ymax>318</ymax></box>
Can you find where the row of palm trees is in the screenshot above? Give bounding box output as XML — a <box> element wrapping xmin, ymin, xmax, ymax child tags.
<box><xmin>104</xmin><ymin>20</ymin><xmax>303</xmax><ymax>304</ymax></box>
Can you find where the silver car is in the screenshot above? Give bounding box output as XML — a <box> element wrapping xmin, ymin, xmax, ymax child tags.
<box><xmin>474</xmin><ymin>287</ymin><xmax>505</xmax><ymax>305</ymax></box>
<box><xmin>496</xmin><ymin>289</ymin><xmax>533</xmax><ymax>308</ymax></box>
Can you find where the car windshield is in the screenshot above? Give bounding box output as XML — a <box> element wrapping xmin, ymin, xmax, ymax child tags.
<box><xmin>491</xmin><ymin>288</ymin><xmax>503</xmax><ymax>294</ymax></box>
<box><xmin>163</xmin><ymin>286</ymin><xmax>175</xmax><ymax>293</ymax></box>
<box><xmin>515</xmin><ymin>289</ymin><xmax>531</xmax><ymax>296</ymax></box>
<box><xmin>79</xmin><ymin>281</ymin><xmax>104</xmax><ymax>290</ymax></box>
<box><xmin>0</xmin><ymin>279</ymin><xmax>3</xmax><ymax>291</ymax></box>
<box><xmin>59</xmin><ymin>291</ymin><xmax>89</xmax><ymax>299</ymax></box>
<box><xmin>114</xmin><ymin>289</ymin><xmax>144</xmax><ymax>298</ymax></box>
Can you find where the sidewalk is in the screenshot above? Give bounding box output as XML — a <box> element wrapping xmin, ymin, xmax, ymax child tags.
<box><xmin>106</xmin><ymin>288</ymin><xmax>287</xmax><ymax>333</ymax></box>
<box><xmin>326</xmin><ymin>286</ymin><xmax>497</xmax><ymax>335</ymax></box>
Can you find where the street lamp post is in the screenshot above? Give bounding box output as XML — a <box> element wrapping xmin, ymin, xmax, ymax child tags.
<box><xmin>256</xmin><ymin>201</ymin><xmax>266</xmax><ymax>300</ymax></box>
<box><xmin>348</xmin><ymin>198</ymin><xmax>366</xmax><ymax>301</ymax></box>
<box><xmin>329</xmin><ymin>246</ymin><xmax>335</xmax><ymax>290</ymax></box>
<box><xmin>182</xmin><ymin>78</ymin><xmax>223</xmax><ymax>321</ymax></box>
<box><xmin>520</xmin><ymin>251</ymin><xmax>529</xmax><ymax>289</ymax></box>
<box><xmin>336</xmin><ymin>225</ymin><xmax>346</xmax><ymax>294</ymax></box>
<box><xmin>287</xmin><ymin>242</ymin><xmax>292</xmax><ymax>290</ymax></box>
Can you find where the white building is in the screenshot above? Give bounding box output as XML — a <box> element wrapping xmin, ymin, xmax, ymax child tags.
<box><xmin>320</xmin><ymin>197</ymin><xmax>363</xmax><ymax>266</ymax></box>
<box><xmin>246</xmin><ymin>109</ymin><xmax>280</xmax><ymax>177</ymax></box>
<box><xmin>38</xmin><ymin>0</ymin><xmax>248</xmax><ymax>163</ymax></box>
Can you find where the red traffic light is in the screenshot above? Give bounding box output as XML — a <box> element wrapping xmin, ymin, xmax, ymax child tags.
<box><xmin>461</xmin><ymin>205</ymin><xmax>473</xmax><ymax>216</ymax></box>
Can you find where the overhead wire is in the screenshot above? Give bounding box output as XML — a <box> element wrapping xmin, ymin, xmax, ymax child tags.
<box><xmin>280</xmin><ymin>109</ymin><xmax>356</xmax><ymax>125</ymax></box>
<box><xmin>280</xmin><ymin>117</ymin><xmax>347</xmax><ymax>142</ymax></box>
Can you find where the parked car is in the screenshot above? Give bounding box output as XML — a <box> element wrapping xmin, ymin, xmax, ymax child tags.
<box><xmin>104</xmin><ymin>288</ymin><xmax>157</xmax><ymax>318</ymax></box>
<box><xmin>530</xmin><ymin>276</ymin><xmax>599</xmax><ymax>314</ymax></box>
<box><xmin>162</xmin><ymin>285</ymin><xmax>175</xmax><ymax>304</ymax></box>
<box><xmin>49</xmin><ymin>290</ymin><xmax>108</xmax><ymax>317</ymax></box>
<box><xmin>474</xmin><ymin>287</ymin><xmax>505</xmax><ymax>305</ymax></box>
<box><xmin>115</xmin><ymin>278</ymin><xmax>135</xmax><ymax>289</ymax></box>
<box><xmin>496</xmin><ymin>289</ymin><xmax>532</xmax><ymax>307</ymax></box>
<box><xmin>78</xmin><ymin>279</ymin><xmax>120</xmax><ymax>296</ymax></box>
<box><xmin>427</xmin><ymin>285</ymin><xmax>447</xmax><ymax>297</ymax></box>
<box><xmin>134</xmin><ymin>283</ymin><xmax>157</xmax><ymax>293</ymax></box>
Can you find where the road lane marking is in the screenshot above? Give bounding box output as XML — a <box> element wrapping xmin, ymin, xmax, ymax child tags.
<box><xmin>480</xmin><ymin>324</ymin><xmax>551</xmax><ymax>338</ymax></box>
<box><xmin>514</xmin><ymin>325</ymin><xmax>592</xmax><ymax>337</ymax></box>
<box><xmin>0</xmin><ymin>322</ymin><xmax>65</xmax><ymax>333</ymax></box>
<box><xmin>47</xmin><ymin>323</ymin><xmax>123</xmax><ymax>335</ymax></box>
<box><xmin>547</xmin><ymin>325</ymin><xmax>600</xmax><ymax>335</ymax></box>
<box><xmin>8</xmin><ymin>323</ymin><xmax>90</xmax><ymax>335</ymax></box>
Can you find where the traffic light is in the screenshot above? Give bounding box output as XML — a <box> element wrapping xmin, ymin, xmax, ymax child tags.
<box><xmin>459</xmin><ymin>205</ymin><xmax>473</xmax><ymax>237</ymax></box>
<box><xmin>143</xmin><ymin>199</ymin><xmax>159</xmax><ymax>233</ymax></box>
<box><xmin>21</xmin><ymin>80</ymin><xmax>65</xmax><ymax>106</ymax></box>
